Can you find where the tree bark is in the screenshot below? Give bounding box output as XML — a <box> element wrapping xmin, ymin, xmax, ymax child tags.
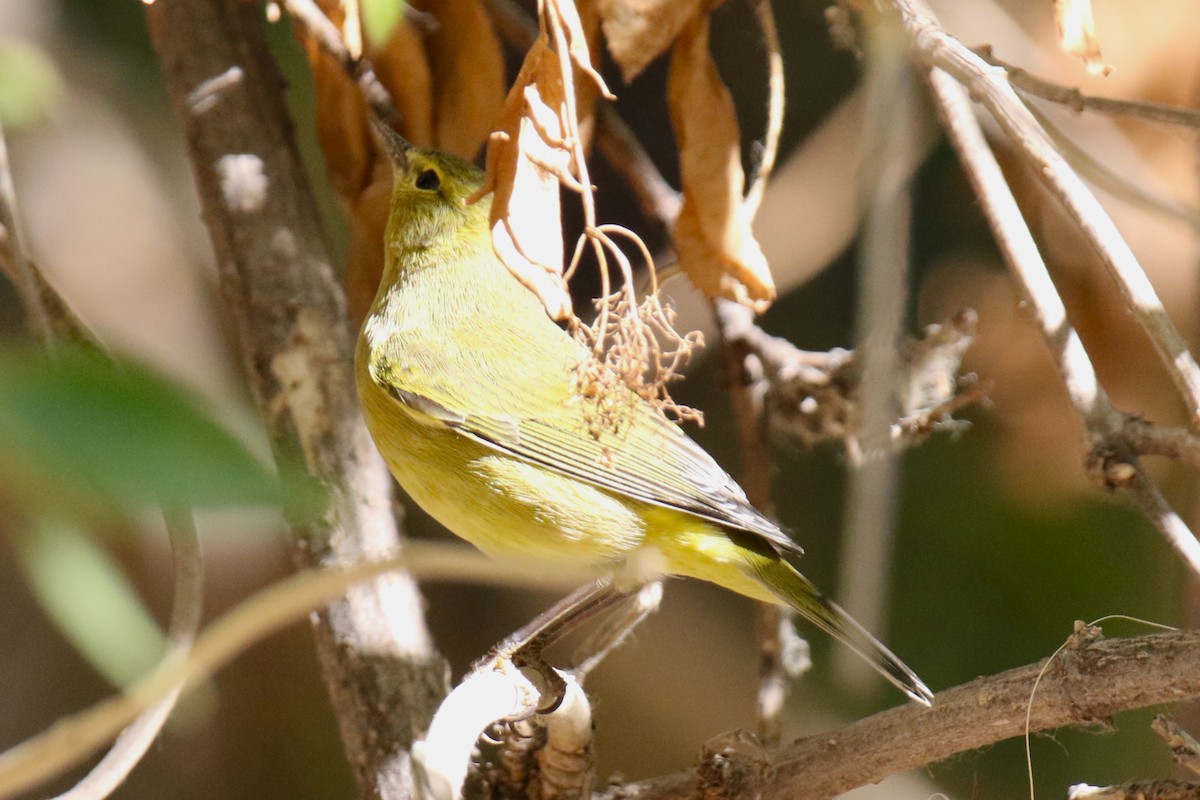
<box><xmin>145</xmin><ymin>2</ymin><xmax>446</xmax><ymax>797</ymax></box>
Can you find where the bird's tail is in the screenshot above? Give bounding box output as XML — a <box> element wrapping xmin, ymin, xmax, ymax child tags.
<box><xmin>746</xmin><ymin>548</ymin><xmax>934</xmax><ymax>706</ymax></box>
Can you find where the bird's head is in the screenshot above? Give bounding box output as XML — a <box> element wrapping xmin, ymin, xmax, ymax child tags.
<box><xmin>373</xmin><ymin>120</ymin><xmax>491</xmax><ymax>253</ymax></box>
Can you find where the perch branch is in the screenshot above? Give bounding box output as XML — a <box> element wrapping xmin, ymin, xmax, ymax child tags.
<box><xmin>595</xmin><ymin>629</ymin><xmax>1200</xmax><ymax>800</ymax></box>
<box><xmin>144</xmin><ymin>2</ymin><xmax>447</xmax><ymax>798</ymax></box>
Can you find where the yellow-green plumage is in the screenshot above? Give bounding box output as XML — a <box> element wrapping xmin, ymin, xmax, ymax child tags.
<box><xmin>355</xmin><ymin>131</ymin><xmax>933</xmax><ymax>706</ymax></box>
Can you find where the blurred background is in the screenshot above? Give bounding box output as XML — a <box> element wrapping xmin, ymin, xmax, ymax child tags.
<box><xmin>1</xmin><ymin>0</ymin><xmax>1198</xmax><ymax>798</ymax></box>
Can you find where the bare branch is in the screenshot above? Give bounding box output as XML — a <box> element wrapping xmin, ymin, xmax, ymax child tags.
<box><xmin>926</xmin><ymin>63</ymin><xmax>1200</xmax><ymax>576</ymax></box>
<box><xmin>977</xmin><ymin>46</ymin><xmax>1200</xmax><ymax>130</ymax></box>
<box><xmin>886</xmin><ymin>0</ymin><xmax>1200</xmax><ymax>428</ymax></box>
<box><xmin>596</xmin><ymin>630</ymin><xmax>1200</xmax><ymax>800</ymax></box>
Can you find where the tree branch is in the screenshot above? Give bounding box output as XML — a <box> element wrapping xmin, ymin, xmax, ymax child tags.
<box><xmin>884</xmin><ymin>0</ymin><xmax>1200</xmax><ymax>429</ymax></box>
<box><xmin>144</xmin><ymin>2</ymin><xmax>446</xmax><ymax>798</ymax></box>
<box><xmin>597</xmin><ymin>629</ymin><xmax>1200</xmax><ymax>800</ymax></box>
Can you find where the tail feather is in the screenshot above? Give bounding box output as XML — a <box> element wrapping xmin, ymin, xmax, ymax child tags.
<box><xmin>750</xmin><ymin>552</ymin><xmax>933</xmax><ymax>706</ymax></box>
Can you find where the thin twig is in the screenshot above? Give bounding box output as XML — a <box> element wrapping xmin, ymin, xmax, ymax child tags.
<box><xmin>1023</xmin><ymin>101</ymin><xmax>1200</xmax><ymax>234</ymax></box>
<box><xmin>834</xmin><ymin>12</ymin><xmax>915</xmax><ymax>693</ymax></box>
<box><xmin>595</xmin><ymin>630</ymin><xmax>1200</xmax><ymax>800</ymax></box>
<box><xmin>887</xmin><ymin>0</ymin><xmax>1200</xmax><ymax>429</ymax></box>
<box><xmin>977</xmin><ymin>47</ymin><xmax>1200</xmax><ymax>130</ymax></box>
<box><xmin>1152</xmin><ymin>715</ymin><xmax>1200</xmax><ymax>777</ymax></box>
<box><xmin>714</xmin><ymin>300</ymin><xmax>793</xmax><ymax>746</ymax></box>
<box><xmin>0</xmin><ymin>117</ymin><xmax>55</xmax><ymax>347</ymax></box>
<box><xmin>50</xmin><ymin>511</ymin><xmax>203</xmax><ymax>800</ymax></box>
<box><xmin>926</xmin><ymin>65</ymin><xmax>1200</xmax><ymax>576</ymax></box>
<box><xmin>743</xmin><ymin>0</ymin><xmax>784</xmax><ymax>220</ymax></box>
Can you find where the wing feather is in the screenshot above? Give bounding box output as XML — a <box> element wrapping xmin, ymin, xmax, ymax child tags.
<box><xmin>372</xmin><ymin>352</ymin><xmax>800</xmax><ymax>555</ymax></box>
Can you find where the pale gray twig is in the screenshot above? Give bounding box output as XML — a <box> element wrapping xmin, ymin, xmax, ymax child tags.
<box><xmin>977</xmin><ymin>47</ymin><xmax>1200</xmax><ymax>131</ymax></box>
<box><xmin>927</xmin><ymin>65</ymin><xmax>1200</xmax><ymax>576</ymax></box>
<box><xmin>886</xmin><ymin>0</ymin><xmax>1200</xmax><ymax>428</ymax></box>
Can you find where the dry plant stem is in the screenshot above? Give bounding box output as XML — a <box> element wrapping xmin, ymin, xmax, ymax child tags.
<box><xmin>742</xmin><ymin>0</ymin><xmax>784</xmax><ymax>220</ymax></box>
<box><xmin>595</xmin><ymin>630</ymin><xmax>1200</xmax><ymax>800</ymax></box>
<box><xmin>51</xmin><ymin>510</ymin><xmax>203</xmax><ymax>800</ymax></box>
<box><xmin>0</xmin><ymin>543</ymin><xmax>575</xmax><ymax>800</ymax></box>
<box><xmin>714</xmin><ymin>299</ymin><xmax>790</xmax><ymax>746</ymax></box>
<box><xmin>977</xmin><ymin>48</ymin><xmax>1200</xmax><ymax>130</ymax></box>
<box><xmin>144</xmin><ymin>2</ymin><xmax>445</xmax><ymax>799</ymax></box>
<box><xmin>927</xmin><ymin>66</ymin><xmax>1200</xmax><ymax>576</ymax></box>
<box><xmin>884</xmin><ymin>0</ymin><xmax>1200</xmax><ymax>429</ymax></box>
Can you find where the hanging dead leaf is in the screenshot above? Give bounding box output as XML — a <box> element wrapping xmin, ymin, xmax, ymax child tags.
<box><xmin>473</xmin><ymin>36</ymin><xmax>576</xmax><ymax>321</ymax></box>
<box><xmin>300</xmin><ymin>4</ymin><xmax>433</xmax><ymax>202</ymax></box>
<box><xmin>411</xmin><ymin>0</ymin><xmax>507</xmax><ymax>159</ymax></box>
<box><xmin>667</xmin><ymin>13</ymin><xmax>775</xmax><ymax>309</ymax></box>
<box><xmin>574</xmin><ymin>0</ymin><xmax>604</xmax><ymax>150</ymax></box>
<box><xmin>1054</xmin><ymin>0</ymin><xmax>1112</xmax><ymax>76</ymax></box>
<box><xmin>597</xmin><ymin>0</ymin><xmax>713</xmax><ymax>82</ymax></box>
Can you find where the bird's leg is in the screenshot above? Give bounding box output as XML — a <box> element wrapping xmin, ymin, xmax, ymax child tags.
<box><xmin>477</xmin><ymin>578</ymin><xmax>639</xmax><ymax>713</ymax></box>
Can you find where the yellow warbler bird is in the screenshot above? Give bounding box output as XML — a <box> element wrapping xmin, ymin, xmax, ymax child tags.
<box><xmin>355</xmin><ymin>127</ymin><xmax>933</xmax><ymax>706</ymax></box>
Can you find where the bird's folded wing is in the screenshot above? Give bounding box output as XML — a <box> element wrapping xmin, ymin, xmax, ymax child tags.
<box><xmin>371</xmin><ymin>362</ymin><xmax>801</xmax><ymax>555</ymax></box>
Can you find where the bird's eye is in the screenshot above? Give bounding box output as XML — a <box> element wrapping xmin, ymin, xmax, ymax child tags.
<box><xmin>415</xmin><ymin>169</ymin><xmax>441</xmax><ymax>191</ymax></box>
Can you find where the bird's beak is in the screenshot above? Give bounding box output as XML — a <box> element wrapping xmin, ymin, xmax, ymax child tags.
<box><xmin>370</xmin><ymin>117</ymin><xmax>411</xmax><ymax>172</ymax></box>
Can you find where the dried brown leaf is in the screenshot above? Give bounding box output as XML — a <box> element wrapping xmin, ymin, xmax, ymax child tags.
<box><xmin>1054</xmin><ymin>0</ymin><xmax>1112</xmax><ymax>77</ymax></box>
<box><xmin>301</xmin><ymin>5</ymin><xmax>433</xmax><ymax>201</ymax></box>
<box><xmin>597</xmin><ymin>0</ymin><xmax>713</xmax><ymax>82</ymax></box>
<box><xmin>298</xmin><ymin>3</ymin><xmax>435</xmax><ymax>324</ymax></box>
<box><xmin>412</xmin><ymin>0</ymin><xmax>507</xmax><ymax>159</ymax></box>
<box><xmin>667</xmin><ymin>13</ymin><xmax>775</xmax><ymax>309</ymax></box>
<box><xmin>473</xmin><ymin>36</ymin><xmax>575</xmax><ymax>320</ymax></box>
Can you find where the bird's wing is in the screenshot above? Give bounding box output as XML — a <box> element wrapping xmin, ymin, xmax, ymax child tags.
<box><xmin>369</xmin><ymin>354</ymin><xmax>801</xmax><ymax>555</ymax></box>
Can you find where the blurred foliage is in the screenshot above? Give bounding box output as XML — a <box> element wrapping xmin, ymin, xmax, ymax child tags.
<box><xmin>13</xmin><ymin>516</ymin><xmax>168</xmax><ymax>687</ymax></box>
<box><xmin>0</xmin><ymin>345</ymin><xmax>284</xmax><ymax>512</ymax></box>
<box><xmin>0</xmin><ymin>39</ymin><xmax>63</xmax><ymax>129</ymax></box>
<box><xmin>362</xmin><ymin>0</ymin><xmax>408</xmax><ymax>47</ymax></box>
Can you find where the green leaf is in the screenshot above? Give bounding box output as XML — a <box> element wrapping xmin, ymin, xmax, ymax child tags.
<box><xmin>14</xmin><ymin>517</ymin><xmax>166</xmax><ymax>686</ymax></box>
<box><xmin>0</xmin><ymin>347</ymin><xmax>284</xmax><ymax>510</ymax></box>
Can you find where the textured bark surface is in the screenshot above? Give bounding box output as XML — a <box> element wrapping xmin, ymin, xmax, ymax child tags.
<box><xmin>145</xmin><ymin>2</ymin><xmax>447</xmax><ymax>797</ymax></box>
